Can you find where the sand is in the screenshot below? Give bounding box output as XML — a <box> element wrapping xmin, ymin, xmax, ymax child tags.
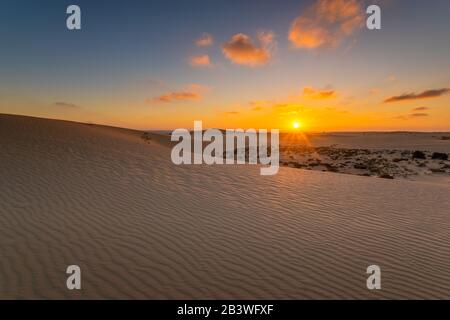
<box><xmin>281</xmin><ymin>132</ymin><xmax>450</xmax><ymax>152</ymax></box>
<box><xmin>279</xmin><ymin>132</ymin><xmax>450</xmax><ymax>184</ymax></box>
<box><xmin>1</xmin><ymin>113</ymin><xmax>450</xmax><ymax>299</ymax></box>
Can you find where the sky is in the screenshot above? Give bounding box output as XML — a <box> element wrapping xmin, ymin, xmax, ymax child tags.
<box><xmin>1</xmin><ymin>0</ymin><xmax>450</xmax><ymax>131</ymax></box>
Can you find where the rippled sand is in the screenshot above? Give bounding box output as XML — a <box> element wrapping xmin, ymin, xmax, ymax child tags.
<box><xmin>1</xmin><ymin>114</ymin><xmax>450</xmax><ymax>299</ymax></box>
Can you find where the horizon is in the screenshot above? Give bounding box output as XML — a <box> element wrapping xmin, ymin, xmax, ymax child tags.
<box><xmin>4</xmin><ymin>112</ymin><xmax>450</xmax><ymax>134</ymax></box>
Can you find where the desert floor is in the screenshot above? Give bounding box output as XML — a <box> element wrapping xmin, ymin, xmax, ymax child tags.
<box><xmin>1</xmin><ymin>114</ymin><xmax>450</xmax><ymax>299</ymax></box>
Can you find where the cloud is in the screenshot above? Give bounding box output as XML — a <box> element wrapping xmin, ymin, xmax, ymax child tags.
<box><xmin>411</xmin><ymin>107</ymin><xmax>429</xmax><ymax>112</ymax></box>
<box><xmin>54</xmin><ymin>102</ymin><xmax>80</xmax><ymax>108</ymax></box>
<box><xmin>224</xmin><ymin>111</ymin><xmax>239</xmax><ymax>115</ymax></box>
<box><xmin>196</xmin><ymin>33</ymin><xmax>214</xmax><ymax>47</ymax></box>
<box><xmin>384</xmin><ymin>88</ymin><xmax>450</xmax><ymax>103</ymax></box>
<box><xmin>302</xmin><ymin>86</ymin><xmax>337</xmax><ymax>99</ymax></box>
<box><xmin>410</xmin><ymin>113</ymin><xmax>429</xmax><ymax>117</ymax></box>
<box><xmin>289</xmin><ymin>0</ymin><xmax>364</xmax><ymax>49</ymax></box>
<box><xmin>222</xmin><ymin>31</ymin><xmax>275</xmax><ymax>67</ymax></box>
<box><xmin>249</xmin><ymin>100</ymin><xmax>271</xmax><ymax>110</ymax></box>
<box><xmin>273</xmin><ymin>103</ymin><xmax>291</xmax><ymax>109</ymax></box>
<box><xmin>395</xmin><ymin>112</ymin><xmax>429</xmax><ymax>120</ymax></box>
<box><xmin>186</xmin><ymin>83</ymin><xmax>210</xmax><ymax>93</ymax></box>
<box><xmin>151</xmin><ymin>84</ymin><xmax>207</xmax><ymax>103</ymax></box>
<box><xmin>152</xmin><ymin>92</ymin><xmax>201</xmax><ymax>103</ymax></box>
<box><xmin>189</xmin><ymin>54</ymin><xmax>213</xmax><ymax>67</ymax></box>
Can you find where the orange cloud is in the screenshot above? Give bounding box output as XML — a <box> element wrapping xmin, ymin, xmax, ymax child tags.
<box><xmin>186</xmin><ymin>83</ymin><xmax>210</xmax><ymax>93</ymax></box>
<box><xmin>151</xmin><ymin>84</ymin><xmax>207</xmax><ymax>103</ymax></box>
<box><xmin>189</xmin><ymin>54</ymin><xmax>212</xmax><ymax>67</ymax></box>
<box><xmin>411</xmin><ymin>107</ymin><xmax>429</xmax><ymax>112</ymax></box>
<box><xmin>54</xmin><ymin>101</ymin><xmax>80</xmax><ymax>108</ymax></box>
<box><xmin>196</xmin><ymin>32</ymin><xmax>214</xmax><ymax>47</ymax></box>
<box><xmin>384</xmin><ymin>88</ymin><xmax>450</xmax><ymax>103</ymax></box>
<box><xmin>302</xmin><ymin>86</ymin><xmax>337</xmax><ymax>99</ymax></box>
<box><xmin>396</xmin><ymin>113</ymin><xmax>429</xmax><ymax>120</ymax></box>
<box><xmin>249</xmin><ymin>100</ymin><xmax>271</xmax><ymax>108</ymax></box>
<box><xmin>222</xmin><ymin>31</ymin><xmax>275</xmax><ymax>67</ymax></box>
<box><xmin>153</xmin><ymin>92</ymin><xmax>200</xmax><ymax>103</ymax></box>
<box><xmin>410</xmin><ymin>113</ymin><xmax>429</xmax><ymax>117</ymax></box>
<box><xmin>289</xmin><ymin>0</ymin><xmax>364</xmax><ymax>49</ymax></box>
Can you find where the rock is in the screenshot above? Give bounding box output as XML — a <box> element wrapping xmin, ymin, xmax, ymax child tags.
<box><xmin>431</xmin><ymin>152</ymin><xmax>448</xmax><ymax>160</ymax></box>
<box><xmin>412</xmin><ymin>151</ymin><xmax>426</xmax><ymax>159</ymax></box>
<box><xmin>324</xmin><ymin>163</ymin><xmax>339</xmax><ymax>172</ymax></box>
<box><xmin>393</xmin><ymin>158</ymin><xmax>408</xmax><ymax>163</ymax></box>
<box><xmin>379</xmin><ymin>174</ymin><xmax>394</xmax><ymax>179</ymax></box>
<box><xmin>430</xmin><ymin>168</ymin><xmax>445</xmax><ymax>173</ymax></box>
<box><xmin>354</xmin><ymin>163</ymin><xmax>367</xmax><ymax>169</ymax></box>
<box><xmin>308</xmin><ymin>162</ymin><xmax>321</xmax><ymax>167</ymax></box>
<box><xmin>417</xmin><ymin>162</ymin><xmax>426</xmax><ymax>167</ymax></box>
<box><xmin>141</xmin><ymin>132</ymin><xmax>152</xmax><ymax>141</ymax></box>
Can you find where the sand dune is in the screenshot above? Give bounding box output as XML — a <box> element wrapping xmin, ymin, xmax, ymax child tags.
<box><xmin>1</xmin><ymin>114</ymin><xmax>450</xmax><ymax>299</ymax></box>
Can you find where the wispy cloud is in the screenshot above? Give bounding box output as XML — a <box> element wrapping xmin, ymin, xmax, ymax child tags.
<box><xmin>249</xmin><ymin>100</ymin><xmax>271</xmax><ymax>110</ymax></box>
<box><xmin>150</xmin><ymin>84</ymin><xmax>208</xmax><ymax>103</ymax></box>
<box><xmin>152</xmin><ymin>92</ymin><xmax>200</xmax><ymax>103</ymax></box>
<box><xmin>189</xmin><ymin>54</ymin><xmax>213</xmax><ymax>67</ymax></box>
<box><xmin>196</xmin><ymin>32</ymin><xmax>214</xmax><ymax>47</ymax></box>
<box><xmin>410</xmin><ymin>113</ymin><xmax>429</xmax><ymax>117</ymax></box>
<box><xmin>222</xmin><ymin>31</ymin><xmax>275</xmax><ymax>67</ymax></box>
<box><xmin>302</xmin><ymin>86</ymin><xmax>337</xmax><ymax>99</ymax></box>
<box><xmin>395</xmin><ymin>112</ymin><xmax>430</xmax><ymax>120</ymax></box>
<box><xmin>289</xmin><ymin>0</ymin><xmax>364</xmax><ymax>49</ymax></box>
<box><xmin>411</xmin><ymin>107</ymin><xmax>429</xmax><ymax>112</ymax></box>
<box><xmin>186</xmin><ymin>83</ymin><xmax>210</xmax><ymax>93</ymax></box>
<box><xmin>54</xmin><ymin>102</ymin><xmax>80</xmax><ymax>108</ymax></box>
<box><xmin>384</xmin><ymin>88</ymin><xmax>450</xmax><ymax>103</ymax></box>
<box><xmin>224</xmin><ymin>111</ymin><xmax>239</xmax><ymax>115</ymax></box>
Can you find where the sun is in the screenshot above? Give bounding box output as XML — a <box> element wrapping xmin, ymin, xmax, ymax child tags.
<box><xmin>292</xmin><ymin>121</ymin><xmax>302</xmax><ymax>130</ymax></box>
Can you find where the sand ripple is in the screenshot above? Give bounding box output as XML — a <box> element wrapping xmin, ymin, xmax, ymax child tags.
<box><xmin>1</xmin><ymin>114</ymin><xmax>450</xmax><ymax>299</ymax></box>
